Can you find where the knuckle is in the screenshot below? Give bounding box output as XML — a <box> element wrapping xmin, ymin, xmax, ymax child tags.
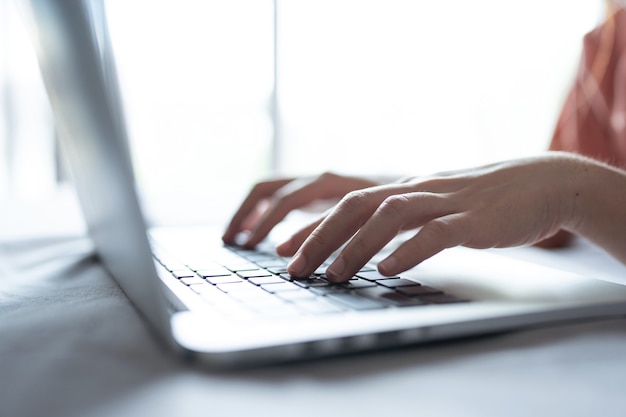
<box><xmin>271</xmin><ymin>186</ymin><xmax>302</xmax><ymax>210</ymax></box>
<box><xmin>420</xmin><ymin>214</ymin><xmax>470</xmax><ymax>249</ymax></box>
<box><xmin>249</xmin><ymin>182</ymin><xmax>268</xmax><ymax>198</ymax></box>
<box><xmin>270</xmin><ymin>192</ymin><xmax>290</xmax><ymax>207</ymax></box>
<box><xmin>404</xmin><ymin>175</ymin><xmax>461</xmax><ymax>194</ymax></box>
<box><xmin>424</xmin><ymin>218</ymin><xmax>451</xmax><ymax>237</ymax></box>
<box><xmin>378</xmin><ymin>194</ymin><xmax>411</xmax><ymax>217</ymax></box>
<box><xmin>250</xmin><ymin>179</ymin><xmax>281</xmax><ymax>199</ymax></box>
<box><xmin>338</xmin><ymin>189</ymin><xmax>371</xmax><ymax>213</ymax></box>
<box><xmin>415</xmin><ymin>219</ymin><xmax>454</xmax><ymax>249</ymax></box>
<box><xmin>319</xmin><ymin>171</ymin><xmax>338</xmax><ymax>181</ymax></box>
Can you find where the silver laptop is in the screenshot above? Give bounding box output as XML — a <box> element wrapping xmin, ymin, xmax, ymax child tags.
<box><xmin>20</xmin><ymin>0</ymin><xmax>626</xmax><ymax>368</ymax></box>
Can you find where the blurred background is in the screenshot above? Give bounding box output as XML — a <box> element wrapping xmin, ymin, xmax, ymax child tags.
<box><xmin>0</xmin><ymin>0</ymin><xmax>604</xmax><ymax>235</ymax></box>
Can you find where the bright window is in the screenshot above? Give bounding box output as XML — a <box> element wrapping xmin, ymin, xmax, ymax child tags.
<box><xmin>105</xmin><ymin>0</ymin><xmax>275</xmax><ymax>225</ymax></box>
<box><xmin>0</xmin><ymin>0</ymin><xmax>604</xmax><ymax>228</ymax></box>
<box><xmin>276</xmin><ymin>0</ymin><xmax>603</xmax><ymax>176</ymax></box>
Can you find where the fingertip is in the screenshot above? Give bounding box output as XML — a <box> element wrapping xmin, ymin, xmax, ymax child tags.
<box><xmin>326</xmin><ymin>256</ymin><xmax>349</xmax><ymax>283</ymax></box>
<box><xmin>326</xmin><ymin>255</ymin><xmax>356</xmax><ymax>284</ymax></box>
<box><xmin>243</xmin><ymin>229</ymin><xmax>269</xmax><ymax>249</ymax></box>
<box><xmin>286</xmin><ymin>252</ymin><xmax>307</xmax><ymax>278</ymax></box>
<box><xmin>276</xmin><ymin>237</ymin><xmax>296</xmax><ymax>257</ymax></box>
<box><xmin>377</xmin><ymin>255</ymin><xmax>398</xmax><ymax>276</ymax></box>
<box><xmin>221</xmin><ymin>230</ymin><xmax>236</xmax><ymax>245</ymax></box>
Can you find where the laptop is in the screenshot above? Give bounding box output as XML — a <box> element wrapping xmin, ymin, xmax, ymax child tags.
<box><xmin>20</xmin><ymin>0</ymin><xmax>626</xmax><ymax>368</ymax></box>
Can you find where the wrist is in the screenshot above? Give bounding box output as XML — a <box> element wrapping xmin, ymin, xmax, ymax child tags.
<box><xmin>558</xmin><ymin>153</ymin><xmax>626</xmax><ymax>238</ymax></box>
<box><xmin>558</xmin><ymin>153</ymin><xmax>590</xmax><ymax>234</ymax></box>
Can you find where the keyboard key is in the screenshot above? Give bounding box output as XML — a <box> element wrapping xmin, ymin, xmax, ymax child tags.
<box><xmin>341</xmin><ymin>278</ymin><xmax>377</xmax><ymax>290</ymax></box>
<box><xmin>186</xmin><ymin>260</ymin><xmax>222</xmax><ymax>271</ymax></box>
<box><xmin>222</xmin><ymin>261</ymin><xmax>259</xmax><ymax>272</ymax></box>
<box><xmin>197</xmin><ymin>267</ymin><xmax>232</xmax><ymax>277</ymax></box>
<box><xmin>309</xmin><ymin>285</ymin><xmax>348</xmax><ymax>296</ymax></box>
<box><xmin>158</xmin><ymin>259</ymin><xmax>187</xmax><ymax>271</ymax></box>
<box><xmin>255</xmin><ymin>260</ymin><xmax>289</xmax><ymax>269</ymax></box>
<box><xmin>260</xmin><ymin>282</ymin><xmax>301</xmax><ymax>293</ymax></box>
<box><xmin>216</xmin><ymin>281</ymin><xmax>258</xmax><ymax>293</ymax></box>
<box><xmin>292</xmin><ymin>276</ymin><xmax>331</xmax><ymax>288</ymax></box>
<box><xmin>238</xmin><ymin>252</ymin><xmax>278</xmax><ymax>263</ymax></box>
<box><xmin>267</xmin><ymin>266</ymin><xmax>288</xmax><ymax>274</ymax></box>
<box><xmin>356</xmin><ymin>287</ymin><xmax>425</xmax><ymax>307</ymax></box>
<box><xmin>237</xmin><ymin>269</ymin><xmax>273</xmax><ymax>279</ymax></box>
<box><xmin>248</xmin><ymin>276</ymin><xmax>287</xmax><ymax>286</ymax></box>
<box><xmin>179</xmin><ymin>277</ymin><xmax>206</xmax><ymax>286</ymax></box>
<box><xmin>188</xmin><ymin>283</ymin><xmax>217</xmax><ymax>294</ymax></box>
<box><xmin>396</xmin><ymin>285</ymin><xmax>442</xmax><ymax>296</ymax></box>
<box><xmin>356</xmin><ymin>270</ymin><xmax>399</xmax><ymax>281</ymax></box>
<box><xmin>204</xmin><ymin>275</ymin><xmax>243</xmax><ymax>285</ymax></box>
<box><xmin>171</xmin><ymin>269</ymin><xmax>197</xmax><ymax>279</ymax></box>
<box><xmin>376</xmin><ymin>278</ymin><xmax>420</xmax><ymax>288</ymax></box>
<box><xmin>326</xmin><ymin>293</ymin><xmax>386</xmax><ymax>310</ymax></box>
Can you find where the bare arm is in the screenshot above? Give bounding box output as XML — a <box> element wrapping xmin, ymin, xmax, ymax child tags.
<box><xmin>278</xmin><ymin>152</ymin><xmax>626</xmax><ymax>282</ymax></box>
<box><xmin>565</xmin><ymin>155</ymin><xmax>626</xmax><ymax>264</ymax></box>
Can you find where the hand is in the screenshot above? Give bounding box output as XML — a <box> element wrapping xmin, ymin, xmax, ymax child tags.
<box><xmin>279</xmin><ymin>153</ymin><xmax>602</xmax><ymax>282</ymax></box>
<box><xmin>222</xmin><ymin>173</ymin><xmax>381</xmax><ymax>248</ymax></box>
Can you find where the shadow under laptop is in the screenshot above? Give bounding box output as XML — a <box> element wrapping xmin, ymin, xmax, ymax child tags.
<box><xmin>107</xmin><ymin>317</ymin><xmax>624</xmax><ymax>417</ymax></box>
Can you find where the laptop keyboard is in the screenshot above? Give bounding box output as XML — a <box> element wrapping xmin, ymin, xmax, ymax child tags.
<box><xmin>153</xmin><ymin>244</ymin><xmax>468</xmax><ymax>320</ymax></box>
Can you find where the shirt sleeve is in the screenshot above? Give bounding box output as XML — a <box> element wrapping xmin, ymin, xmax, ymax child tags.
<box><xmin>549</xmin><ymin>5</ymin><xmax>626</xmax><ymax>169</ymax></box>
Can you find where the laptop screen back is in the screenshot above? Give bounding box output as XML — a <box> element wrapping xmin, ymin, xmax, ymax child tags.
<box><xmin>20</xmin><ymin>0</ymin><xmax>172</xmax><ymax>341</ymax></box>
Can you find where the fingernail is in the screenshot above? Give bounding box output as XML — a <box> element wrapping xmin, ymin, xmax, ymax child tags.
<box><xmin>234</xmin><ymin>231</ymin><xmax>251</xmax><ymax>247</ymax></box>
<box><xmin>287</xmin><ymin>252</ymin><xmax>307</xmax><ymax>277</ymax></box>
<box><xmin>326</xmin><ymin>256</ymin><xmax>346</xmax><ymax>282</ymax></box>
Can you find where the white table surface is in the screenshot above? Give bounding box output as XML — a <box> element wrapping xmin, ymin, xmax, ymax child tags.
<box><xmin>1</xmin><ymin>197</ymin><xmax>625</xmax><ymax>417</ymax></box>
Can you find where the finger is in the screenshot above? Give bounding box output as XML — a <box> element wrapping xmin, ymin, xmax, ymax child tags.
<box><xmin>275</xmin><ymin>215</ymin><xmax>324</xmax><ymax>257</ymax></box>
<box><xmin>222</xmin><ymin>179</ymin><xmax>292</xmax><ymax>244</ymax></box>
<box><xmin>325</xmin><ymin>192</ymin><xmax>455</xmax><ymax>282</ymax></box>
<box><xmin>378</xmin><ymin>212</ymin><xmax>472</xmax><ymax>276</ymax></box>
<box><xmin>286</xmin><ymin>184</ymin><xmax>413</xmax><ymax>278</ymax></box>
<box><xmin>244</xmin><ymin>178</ymin><xmax>334</xmax><ymax>248</ymax></box>
<box><xmin>244</xmin><ymin>174</ymin><xmax>377</xmax><ymax>248</ymax></box>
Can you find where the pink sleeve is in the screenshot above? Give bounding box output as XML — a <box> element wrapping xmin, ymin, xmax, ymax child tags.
<box><xmin>549</xmin><ymin>6</ymin><xmax>626</xmax><ymax>169</ymax></box>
